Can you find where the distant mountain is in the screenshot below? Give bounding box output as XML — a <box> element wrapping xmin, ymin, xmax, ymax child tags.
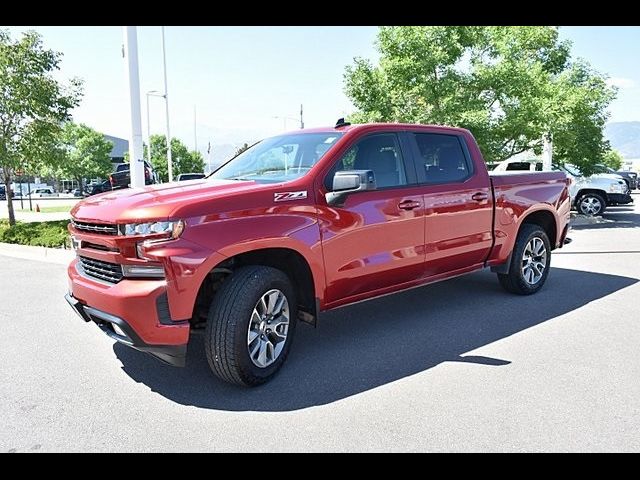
<box><xmin>605</xmin><ymin>122</ymin><xmax>640</xmax><ymax>159</ymax></box>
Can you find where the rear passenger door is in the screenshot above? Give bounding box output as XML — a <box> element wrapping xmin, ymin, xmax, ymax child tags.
<box><xmin>408</xmin><ymin>132</ymin><xmax>494</xmax><ymax>277</ymax></box>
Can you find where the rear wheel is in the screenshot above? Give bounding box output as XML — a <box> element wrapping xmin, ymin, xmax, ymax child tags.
<box><xmin>498</xmin><ymin>224</ymin><xmax>551</xmax><ymax>295</ymax></box>
<box><xmin>577</xmin><ymin>193</ymin><xmax>606</xmax><ymax>216</ymax></box>
<box><xmin>204</xmin><ymin>265</ymin><xmax>297</xmax><ymax>387</ymax></box>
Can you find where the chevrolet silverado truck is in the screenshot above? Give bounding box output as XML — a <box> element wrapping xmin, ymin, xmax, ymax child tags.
<box><xmin>65</xmin><ymin>122</ymin><xmax>571</xmax><ymax>387</ymax></box>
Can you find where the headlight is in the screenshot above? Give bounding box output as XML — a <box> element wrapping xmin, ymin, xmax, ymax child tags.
<box><xmin>608</xmin><ymin>183</ymin><xmax>624</xmax><ymax>193</ymax></box>
<box><xmin>120</xmin><ymin>220</ymin><xmax>184</xmax><ymax>239</ymax></box>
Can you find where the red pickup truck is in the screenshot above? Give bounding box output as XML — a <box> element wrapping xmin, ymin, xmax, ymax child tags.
<box><xmin>65</xmin><ymin>122</ymin><xmax>571</xmax><ymax>386</ymax></box>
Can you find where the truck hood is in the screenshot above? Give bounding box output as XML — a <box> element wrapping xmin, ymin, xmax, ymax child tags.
<box><xmin>71</xmin><ymin>179</ymin><xmax>268</xmax><ymax>223</ymax></box>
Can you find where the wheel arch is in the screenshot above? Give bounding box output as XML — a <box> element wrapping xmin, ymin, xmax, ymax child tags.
<box><xmin>192</xmin><ymin>243</ymin><xmax>321</xmax><ymax>328</ymax></box>
<box><xmin>575</xmin><ymin>188</ymin><xmax>608</xmax><ymax>206</ymax></box>
<box><xmin>520</xmin><ymin>208</ymin><xmax>558</xmax><ymax>250</ymax></box>
<box><xmin>491</xmin><ymin>206</ymin><xmax>559</xmax><ymax>275</ymax></box>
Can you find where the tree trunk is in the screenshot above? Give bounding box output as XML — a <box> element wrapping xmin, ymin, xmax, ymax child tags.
<box><xmin>4</xmin><ymin>173</ymin><xmax>16</xmax><ymax>226</ymax></box>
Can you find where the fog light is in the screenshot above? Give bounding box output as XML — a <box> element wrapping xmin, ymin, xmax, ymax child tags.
<box><xmin>112</xmin><ymin>323</ymin><xmax>127</xmax><ymax>337</ymax></box>
<box><xmin>121</xmin><ymin>264</ymin><xmax>165</xmax><ymax>278</ymax></box>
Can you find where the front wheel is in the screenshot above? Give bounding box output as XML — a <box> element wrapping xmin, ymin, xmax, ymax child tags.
<box><xmin>498</xmin><ymin>224</ymin><xmax>551</xmax><ymax>295</ymax></box>
<box><xmin>205</xmin><ymin>265</ymin><xmax>297</xmax><ymax>387</ymax></box>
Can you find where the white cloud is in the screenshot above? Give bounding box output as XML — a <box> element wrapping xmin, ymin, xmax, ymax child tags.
<box><xmin>607</xmin><ymin>77</ymin><xmax>637</xmax><ymax>89</ymax></box>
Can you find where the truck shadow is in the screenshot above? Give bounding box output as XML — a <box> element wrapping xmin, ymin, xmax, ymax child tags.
<box><xmin>114</xmin><ymin>267</ymin><xmax>637</xmax><ymax>411</ymax></box>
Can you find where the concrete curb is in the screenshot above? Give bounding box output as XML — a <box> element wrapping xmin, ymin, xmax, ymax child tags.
<box><xmin>0</xmin><ymin>242</ymin><xmax>74</xmax><ymax>265</ymax></box>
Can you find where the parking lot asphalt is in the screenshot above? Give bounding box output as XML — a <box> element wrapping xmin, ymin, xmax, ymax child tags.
<box><xmin>1</xmin><ymin>194</ymin><xmax>639</xmax><ymax>452</ymax></box>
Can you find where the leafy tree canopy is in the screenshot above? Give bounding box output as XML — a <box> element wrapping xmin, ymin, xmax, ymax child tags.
<box><xmin>344</xmin><ymin>26</ymin><xmax>616</xmax><ymax>176</ymax></box>
<box><xmin>234</xmin><ymin>142</ymin><xmax>251</xmax><ymax>157</ymax></box>
<box><xmin>602</xmin><ymin>149</ymin><xmax>623</xmax><ymax>170</ymax></box>
<box><xmin>0</xmin><ymin>29</ymin><xmax>83</xmax><ymax>224</ymax></box>
<box><xmin>143</xmin><ymin>134</ymin><xmax>205</xmax><ymax>182</ymax></box>
<box><xmin>49</xmin><ymin>122</ymin><xmax>113</xmax><ymax>189</ymax></box>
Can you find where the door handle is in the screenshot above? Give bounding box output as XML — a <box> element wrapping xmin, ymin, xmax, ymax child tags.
<box><xmin>471</xmin><ymin>192</ymin><xmax>489</xmax><ymax>202</ymax></box>
<box><xmin>398</xmin><ymin>200</ymin><xmax>421</xmax><ymax>210</ymax></box>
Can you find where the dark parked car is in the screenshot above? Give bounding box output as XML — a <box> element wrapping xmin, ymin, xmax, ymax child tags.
<box><xmin>0</xmin><ymin>185</ymin><xmax>5</xmax><ymax>201</ymax></box>
<box><xmin>87</xmin><ymin>180</ymin><xmax>112</xmax><ymax>196</ymax></box>
<box><xmin>109</xmin><ymin>161</ymin><xmax>157</xmax><ymax>190</ymax></box>
<box><xmin>594</xmin><ymin>164</ymin><xmax>637</xmax><ymax>190</ymax></box>
<box><xmin>176</xmin><ymin>173</ymin><xmax>206</xmax><ymax>181</ymax></box>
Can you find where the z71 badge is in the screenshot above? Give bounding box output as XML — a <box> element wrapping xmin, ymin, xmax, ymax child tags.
<box><xmin>274</xmin><ymin>191</ymin><xmax>308</xmax><ymax>202</ymax></box>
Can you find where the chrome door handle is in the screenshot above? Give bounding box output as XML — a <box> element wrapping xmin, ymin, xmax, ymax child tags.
<box><xmin>471</xmin><ymin>192</ymin><xmax>489</xmax><ymax>202</ymax></box>
<box><xmin>398</xmin><ymin>200</ymin><xmax>421</xmax><ymax>210</ymax></box>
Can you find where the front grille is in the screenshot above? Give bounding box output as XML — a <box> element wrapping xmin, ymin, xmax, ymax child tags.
<box><xmin>78</xmin><ymin>256</ymin><xmax>123</xmax><ymax>284</ymax></box>
<box><xmin>72</xmin><ymin>220</ymin><xmax>119</xmax><ymax>235</ymax></box>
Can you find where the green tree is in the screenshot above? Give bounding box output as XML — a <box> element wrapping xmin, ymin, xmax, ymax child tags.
<box><xmin>602</xmin><ymin>149</ymin><xmax>623</xmax><ymax>170</ymax></box>
<box><xmin>144</xmin><ymin>134</ymin><xmax>205</xmax><ymax>182</ymax></box>
<box><xmin>0</xmin><ymin>30</ymin><xmax>82</xmax><ymax>225</ymax></box>
<box><xmin>344</xmin><ymin>26</ymin><xmax>615</xmax><ymax>175</ymax></box>
<box><xmin>234</xmin><ymin>142</ymin><xmax>251</xmax><ymax>156</ymax></box>
<box><xmin>52</xmin><ymin>123</ymin><xmax>113</xmax><ymax>191</ymax></box>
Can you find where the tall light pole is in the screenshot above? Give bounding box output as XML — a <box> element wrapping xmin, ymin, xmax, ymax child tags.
<box><xmin>122</xmin><ymin>26</ymin><xmax>145</xmax><ymax>188</ymax></box>
<box><xmin>193</xmin><ymin>104</ymin><xmax>198</xmax><ymax>152</ymax></box>
<box><xmin>146</xmin><ymin>90</ymin><xmax>165</xmax><ymax>164</ymax></box>
<box><xmin>160</xmin><ymin>26</ymin><xmax>173</xmax><ymax>182</ymax></box>
<box><xmin>273</xmin><ymin>115</ymin><xmax>301</xmax><ymax>131</ymax></box>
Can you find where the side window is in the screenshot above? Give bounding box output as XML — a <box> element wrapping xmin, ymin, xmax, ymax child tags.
<box><xmin>505</xmin><ymin>162</ymin><xmax>532</xmax><ymax>171</ymax></box>
<box><xmin>414</xmin><ymin>133</ymin><xmax>472</xmax><ymax>183</ymax></box>
<box><xmin>325</xmin><ymin>133</ymin><xmax>407</xmax><ymax>190</ymax></box>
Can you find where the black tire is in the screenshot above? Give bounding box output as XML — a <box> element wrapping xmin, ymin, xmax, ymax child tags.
<box><xmin>204</xmin><ymin>265</ymin><xmax>297</xmax><ymax>387</ymax></box>
<box><xmin>577</xmin><ymin>193</ymin><xmax>606</xmax><ymax>216</ymax></box>
<box><xmin>497</xmin><ymin>224</ymin><xmax>551</xmax><ymax>295</ymax></box>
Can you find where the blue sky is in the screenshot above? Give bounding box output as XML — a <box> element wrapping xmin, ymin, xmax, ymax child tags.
<box><xmin>3</xmin><ymin>26</ymin><xmax>640</xmax><ymax>163</ymax></box>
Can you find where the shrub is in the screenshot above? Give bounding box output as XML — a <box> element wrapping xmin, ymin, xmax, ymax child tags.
<box><xmin>0</xmin><ymin>220</ymin><xmax>70</xmax><ymax>248</ymax></box>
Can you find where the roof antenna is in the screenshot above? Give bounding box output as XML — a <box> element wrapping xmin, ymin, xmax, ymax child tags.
<box><xmin>335</xmin><ymin>117</ymin><xmax>351</xmax><ymax>128</ymax></box>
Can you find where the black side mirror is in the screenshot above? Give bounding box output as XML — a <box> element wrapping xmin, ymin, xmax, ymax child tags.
<box><xmin>325</xmin><ymin>170</ymin><xmax>376</xmax><ymax>206</ymax></box>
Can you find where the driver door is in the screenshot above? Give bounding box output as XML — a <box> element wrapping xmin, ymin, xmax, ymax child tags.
<box><xmin>317</xmin><ymin>132</ymin><xmax>426</xmax><ymax>305</ymax></box>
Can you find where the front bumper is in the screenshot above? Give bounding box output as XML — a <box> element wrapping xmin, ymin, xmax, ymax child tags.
<box><xmin>607</xmin><ymin>192</ymin><xmax>633</xmax><ymax>205</ymax></box>
<box><xmin>65</xmin><ymin>292</ymin><xmax>187</xmax><ymax>367</ymax></box>
<box><xmin>67</xmin><ymin>259</ymin><xmax>189</xmax><ymax>366</ymax></box>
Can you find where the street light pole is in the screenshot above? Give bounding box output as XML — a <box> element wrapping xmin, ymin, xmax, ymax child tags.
<box><xmin>146</xmin><ymin>92</ymin><xmax>152</xmax><ymax>164</ymax></box>
<box><xmin>160</xmin><ymin>26</ymin><xmax>173</xmax><ymax>182</ymax></box>
<box><xmin>300</xmin><ymin>104</ymin><xmax>304</xmax><ymax>129</ymax></box>
<box><xmin>146</xmin><ymin>90</ymin><xmax>165</xmax><ymax>166</ymax></box>
<box><xmin>273</xmin><ymin>115</ymin><xmax>301</xmax><ymax>131</ymax></box>
<box><xmin>193</xmin><ymin>104</ymin><xmax>198</xmax><ymax>152</ymax></box>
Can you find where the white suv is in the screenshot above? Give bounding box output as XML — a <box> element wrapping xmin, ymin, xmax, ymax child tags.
<box><xmin>492</xmin><ymin>159</ymin><xmax>631</xmax><ymax>216</ymax></box>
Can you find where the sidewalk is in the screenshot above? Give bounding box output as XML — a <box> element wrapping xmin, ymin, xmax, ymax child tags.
<box><xmin>1</xmin><ymin>205</ymin><xmax>71</xmax><ymax>223</ymax></box>
<box><xmin>0</xmin><ymin>242</ymin><xmax>74</xmax><ymax>265</ymax></box>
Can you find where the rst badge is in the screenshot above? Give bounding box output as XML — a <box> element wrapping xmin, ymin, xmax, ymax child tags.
<box><xmin>274</xmin><ymin>191</ymin><xmax>308</xmax><ymax>202</ymax></box>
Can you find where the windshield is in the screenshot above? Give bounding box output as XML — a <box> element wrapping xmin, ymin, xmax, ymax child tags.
<box><xmin>557</xmin><ymin>163</ymin><xmax>581</xmax><ymax>177</ymax></box>
<box><xmin>211</xmin><ymin>132</ymin><xmax>343</xmax><ymax>183</ymax></box>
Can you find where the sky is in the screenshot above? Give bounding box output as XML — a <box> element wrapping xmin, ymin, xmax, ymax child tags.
<box><xmin>3</xmin><ymin>26</ymin><xmax>640</xmax><ymax>165</ymax></box>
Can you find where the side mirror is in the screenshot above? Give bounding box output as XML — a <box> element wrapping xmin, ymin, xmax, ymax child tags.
<box><xmin>325</xmin><ymin>170</ymin><xmax>376</xmax><ymax>206</ymax></box>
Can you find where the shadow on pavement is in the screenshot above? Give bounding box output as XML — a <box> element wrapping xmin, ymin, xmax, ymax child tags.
<box><xmin>115</xmin><ymin>267</ymin><xmax>637</xmax><ymax>412</ymax></box>
<box><xmin>571</xmin><ymin>206</ymin><xmax>639</xmax><ymax>230</ymax></box>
